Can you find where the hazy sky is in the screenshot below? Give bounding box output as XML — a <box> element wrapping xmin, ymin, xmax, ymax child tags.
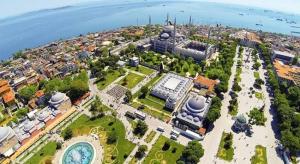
<box><xmin>0</xmin><ymin>0</ymin><xmax>299</xmax><ymax>19</ymax></box>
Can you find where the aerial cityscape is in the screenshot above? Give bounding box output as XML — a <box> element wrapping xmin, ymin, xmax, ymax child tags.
<box><xmin>0</xmin><ymin>0</ymin><xmax>300</xmax><ymax>164</ymax></box>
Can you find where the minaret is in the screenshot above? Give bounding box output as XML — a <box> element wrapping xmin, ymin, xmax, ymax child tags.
<box><xmin>217</xmin><ymin>24</ymin><xmax>221</xmax><ymax>50</ymax></box>
<box><xmin>189</xmin><ymin>16</ymin><xmax>192</xmax><ymax>36</ymax></box>
<box><xmin>149</xmin><ymin>15</ymin><xmax>152</xmax><ymax>26</ymax></box>
<box><xmin>149</xmin><ymin>15</ymin><xmax>152</xmax><ymax>41</ymax></box>
<box><xmin>205</xmin><ymin>27</ymin><xmax>211</xmax><ymax>57</ymax></box>
<box><xmin>166</xmin><ymin>13</ymin><xmax>169</xmax><ymax>25</ymax></box>
<box><xmin>172</xmin><ymin>17</ymin><xmax>177</xmax><ymax>53</ymax></box>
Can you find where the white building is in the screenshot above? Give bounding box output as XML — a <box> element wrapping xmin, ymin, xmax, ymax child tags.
<box><xmin>175</xmin><ymin>93</ymin><xmax>212</xmax><ymax>130</ymax></box>
<box><xmin>151</xmin><ymin>73</ymin><xmax>193</xmax><ymax>109</ymax></box>
<box><xmin>0</xmin><ymin>127</ymin><xmax>21</xmax><ymax>157</ymax></box>
<box><xmin>49</xmin><ymin>92</ymin><xmax>71</xmax><ymax>111</ymax></box>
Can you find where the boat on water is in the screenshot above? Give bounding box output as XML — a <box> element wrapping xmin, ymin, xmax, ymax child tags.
<box><xmin>180</xmin><ymin>10</ymin><xmax>184</xmax><ymax>13</ymax></box>
<box><xmin>291</xmin><ymin>26</ymin><xmax>300</xmax><ymax>28</ymax></box>
<box><xmin>256</xmin><ymin>23</ymin><xmax>263</xmax><ymax>26</ymax></box>
<box><xmin>291</xmin><ymin>31</ymin><xmax>300</xmax><ymax>34</ymax></box>
<box><xmin>276</xmin><ymin>18</ymin><xmax>283</xmax><ymax>21</ymax></box>
<box><xmin>239</xmin><ymin>13</ymin><xmax>244</xmax><ymax>16</ymax></box>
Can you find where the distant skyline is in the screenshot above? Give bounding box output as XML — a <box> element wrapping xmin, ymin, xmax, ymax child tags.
<box><xmin>0</xmin><ymin>0</ymin><xmax>300</xmax><ymax>19</ymax></box>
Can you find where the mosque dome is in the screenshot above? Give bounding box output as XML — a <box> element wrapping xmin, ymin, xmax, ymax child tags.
<box><xmin>0</xmin><ymin>127</ymin><xmax>10</xmax><ymax>142</ymax></box>
<box><xmin>236</xmin><ymin>114</ymin><xmax>247</xmax><ymax>124</ymax></box>
<box><xmin>186</xmin><ymin>97</ymin><xmax>205</xmax><ymax>113</ymax></box>
<box><xmin>161</xmin><ymin>33</ymin><xmax>170</xmax><ymax>39</ymax></box>
<box><xmin>50</xmin><ymin>92</ymin><xmax>65</xmax><ymax>104</ymax></box>
<box><xmin>163</xmin><ymin>25</ymin><xmax>174</xmax><ymax>32</ymax></box>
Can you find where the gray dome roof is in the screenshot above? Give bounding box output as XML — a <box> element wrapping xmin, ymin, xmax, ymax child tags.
<box><xmin>50</xmin><ymin>92</ymin><xmax>65</xmax><ymax>103</ymax></box>
<box><xmin>163</xmin><ymin>25</ymin><xmax>174</xmax><ymax>32</ymax></box>
<box><xmin>236</xmin><ymin>114</ymin><xmax>247</xmax><ymax>124</ymax></box>
<box><xmin>188</xmin><ymin>97</ymin><xmax>205</xmax><ymax>110</ymax></box>
<box><xmin>0</xmin><ymin>127</ymin><xmax>10</xmax><ymax>142</ymax></box>
<box><xmin>161</xmin><ymin>33</ymin><xmax>170</xmax><ymax>39</ymax></box>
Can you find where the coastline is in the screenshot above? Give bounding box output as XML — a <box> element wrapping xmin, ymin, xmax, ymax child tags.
<box><xmin>0</xmin><ymin>1</ymin><xmax>300</xmax><ymax>60</ymax></box>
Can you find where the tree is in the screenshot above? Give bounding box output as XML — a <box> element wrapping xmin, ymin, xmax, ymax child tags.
<box><xmin>177</xmin><ymin>141</ymin><xmax>204</xmax><ymax>164</ymax></box>
<box><xmin>56</xmin><ymin>142</ymin><xmax>62</xmax><ymax>150</ymax></box>
<box><xmin>140</xmin><ymin>86</ymin><xmax>149</xmax><ymax>98</ymax></box>
<box><xmin>135</xmin><ymin>145</ymin><xmax>148</xmax><ymax>158</ymax></box>
<box><xmin>89</xmin><ymin>96</ymin><xmax>104</xmax><ymax>118</ymax></box>
<box><xmin>253</xmin><ymin>62</ymin><xmax>261</xmax><ymax>70</ymax></box>
<box><xmin>63</xmin><ymin>128</ymin><xmax>73</xmax><ymax>140</ymax></box>
<box><xmin>133</xmin><ymin>120</ymin><xmax>148</xmax><ymax>136</ymax></box>
<box><xmin>124</xmin><ymin>91</ymin><xmax>132</xmax><ymax>103</ymax></box>
<box><xmin>16</xmin><ymin>108</ymin><xmax>29</xmax><ymax>119</ymax></box>
<box><xmin>281</xmin><ymin>130</ymin><xmax>300</xmax><ymax>154</ymax></box>
<box><xmin>205</xmin><ymin>107</ymin><xmax>221</xmax><ymax>124</ymax></box>
<box><xmin>19</xmin><ymin>85</ymin><xmax>38</xmax><ymax>102</ymax></box>
<box><xmin>107</xmin><ymin>131</ymin><xmax>118</xmax><ymax>144</ymax></box>
<box><xmin>287</xmin><ymin>86</ymin><xmax>300</xmax><ymax>108</ymax></box>
<box><xmin>248</xmin><ymin>108</ymin><xmax>267</xmax><ymax>126</ymax></box>
<box><xmin>162</xmin><ymin>140</ymin><xmax>171</xmax><ymax>151</ymax></box>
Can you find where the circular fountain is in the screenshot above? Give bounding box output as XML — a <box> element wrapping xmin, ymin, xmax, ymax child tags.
<box><xmin>61</xmin><ymin>142</ymin><xmax>95</xmax><ymax>164</ymax></box>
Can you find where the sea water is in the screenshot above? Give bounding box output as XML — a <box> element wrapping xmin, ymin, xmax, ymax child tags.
<box><xmin>0</xmin><ymin>0</ymin><xmax>300</xmax><ymax>60</ymax></box>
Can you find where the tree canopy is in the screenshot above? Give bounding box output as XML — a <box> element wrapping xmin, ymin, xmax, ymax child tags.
<box><xmin>177</xmin><ymin>141</ymin><xmax>204</xmax><ymax>164</ymax></box>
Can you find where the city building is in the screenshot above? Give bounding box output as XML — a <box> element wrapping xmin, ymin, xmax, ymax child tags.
<box><xmin>116</xmin><ymin>60</ymin><xmax>126</xmax><ymax>67</ymax></box>
<box><xmin>230</xmin><ymin>30</ymin><xmax>262</xmax><ymax>48</ymax></box>
<box><xmin>272</xmin><ymin>50</ymin><xmax>295</xmax><ymax>64</ymax></box>
<box><xmin>194</xmin><ymin>75</ymin><xmax>219</xmax><ymax>95</ymax></box>
<box><xmin>0</xmin><ymin>127</ymin><xmax>21</xmax><ymax>157</ymax></box>
<box><xmin>151</xmin><ymin>73</ymin><xmax>193</xmax><ymax>109</ymax></box>
<box><xmin>273</xmin><ymin>59</ymin><xmax>300</xmax><ymax>86</ymax></box>
<box><xmin>129</xmin><ymin>57</ymin><xmax>139</xmax><ymax>67</ymax></box>
<box><xmin>48</xmin><ymin>92</ymin><xmax>71</xmax><ymax>111</ymax></box>
<box><xmin>175</xmin><ymin>92</ymin><xmax>212</xmax><ymax>130</ymax></box>
<box><xmin>151</xmin><ymin>24</ymin><xmax>215</xmax><ymax>61</ymax></box>
<box><xmin>0</xmin><ymin>80</ymin><xmax>16</xmax><ymax>107</ymax></box>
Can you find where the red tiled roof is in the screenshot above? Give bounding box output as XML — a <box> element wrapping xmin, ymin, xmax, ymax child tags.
<box><xmin>194</xmin><ymin>75</ymin><xmax>218</xmax><ymax>92</ymax></box>
<box><xmin>198</xmin><ymin>128</ymin><xmax>206</xmax><ymax>135</ymax></box>
<box><xmin>0</xmin><ymin>80</ymin><xmax>8</xmax><ymax>87</ymax></box>
<box><xmin>35</xmin><ymin>90</ymin><xmax>44</xmax><ymax>98</ymax></box>
<box><xmin>3</xmin><ymin>89</ymin><xmax>15</xmax><ymax>104</ymax></box>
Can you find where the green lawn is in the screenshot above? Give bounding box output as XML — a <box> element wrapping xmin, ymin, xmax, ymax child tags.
<box><xmin>133</xmin><ymin>74</ymin><xmax>162</xmax><ymax>99</ymax></box>
<box><xmin>143</xmin><ymin>135</ymin><xmax>184</xmax><ymax>164</ymax></box>
<box><xmin>217</xmin><ymin>132</ymin><xmax>234</xmax><ymax>161</ymax></box>
<box><xmin>62</xmin><ymin>114</ymin><xmax>135</xmax><ymax>163</ymax></box>
<box><xmin>255</xmin><ymin>92</ymin><xmax>264</xmax><ymax>100</ymax></box>
<box><xmin>138</xmin><ymin>95</ymin><xmax>166</xmax><ymax>112</ymax></box>
<box><xmin>254</xmin><ymin>72</ymin><xmax>260</xmax><ymax>79</ymax></box>
<box><xmin>118</xmin><ymin>72</ymin><xmax>145</xmax><ymax>89</ymax></box>
<box><xmin>132</xmin><ymin>102</ymin><xmax>171</xmax><ymax>122</ymax></box>
<box><xmin>251</xmin><ymin>145</ymin><xmax>267</xmax><ymax>164</ymax></box>
<box><xmin>127</xmin><ymin>65</ymin><xmax>155</xmax><ymax>75</ymax></box>
<box><xmin>25</xmin><ymin>141</ymin><xmax>57</xmax><ymax>164</ymax></box>
<box><xmin>97</xmin><ymin>70</ymin><xmax>121</xmax><ymax>90</ymax></box>
<box><xmin>145</xmin><ymin>130</ymin><xmax>157</xmax><ymax>143</ymax></box>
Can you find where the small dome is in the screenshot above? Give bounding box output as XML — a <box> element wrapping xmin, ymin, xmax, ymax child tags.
<box><xmin>181</xmin><ymin>112</ymin><xmax>187</xmax><ymax>117</ymax></box>
<box><xmin>187</xmin><ymin>115</ymin><xmax>193</xmax><ymax>120</ymax></box>
<box><xmin>194</xmin><ymin>117</ymin><xmax>200</xmax><ymax>122</ymax></box>
<box><xmin>0</xmin><ymin>127</ymin><xmax>10</xmax><ymax>142</ymax></box>
<box><xmin>24</xmin><ymin>121</ymin><xmax>35</xmax><ymax>131</ymax></box>
<box><xmin>161</xmin><ymin>33</ymin><xmax>170</xmax><ymax>39</ymax></box>
<box><xmin>163</xmin><ymin>25</ymin><xmax>174</xmax><ymax>32</ymax></box>
<box><xmin>187</xmin><ymin>97</ymin><xmax>205</xmax><ymax>111</ymax></box>
<box><xmin>236</xmin><ymin>114</ymin><xmax>247</xmax><ymax>124</ymax></box>
<box><xmin>50</xmin><ymin>92</ymin><xmax>65</xmax><ymax>103</ymax></box>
